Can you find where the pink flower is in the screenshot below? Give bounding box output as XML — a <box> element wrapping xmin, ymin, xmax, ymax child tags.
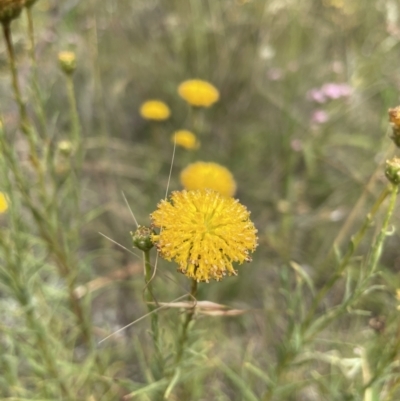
<box><xmin>311</xmin><ymin>110</ymin><xmax>329</xmax><ymax>124</ymax></box>
<box><xmin>307</xmin><ymin>83</ymin><xmax>353</xmax><ymax>103</ymax></box>
<box><xmin>307</xmin><ymin>88</ymin><xmax>327</xmax><ymax>103</ymax></box>
<box><xmin>321</xmin><ymin>83</ymin><xmax>352</xmax><ymax>99</ymax></box>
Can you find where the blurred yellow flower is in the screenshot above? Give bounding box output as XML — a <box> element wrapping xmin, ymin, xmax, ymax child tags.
<box><xmin>172</xmin><ymin>130</ymin><xmax>200</xmax><ymax>150</ymax></box>
<box><xmin>140</xmin><ymin>100</ymin><xmax>171</xmax><ymax>121</ymax></box>
<box><xmin>0</xmin><ymin>192</ymin><xmax>8</xmax><ymax>213</ymax></box>
<box><xmin>180</xmin><ymin>161</ymin><xmax>236</xmax><ymax>197</ymax></box>
<box><xmin>58</xmin><ymin>51</ymin><xmax>76</xmax><ymax>74</ymax></box>
<box><xmin>178</xmin><ymin>79</ymin><xmax>219</xmax><ymax>107</ymax></box>
<box><xmin>151</xmin><ymin>189</ymin><xmax>258</xmax><ymax>282</ymax></box>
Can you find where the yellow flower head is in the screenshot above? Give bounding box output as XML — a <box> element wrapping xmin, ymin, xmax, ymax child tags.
<box><xmin>178</xmin><ymin>79</ymin><xmax>219</xmax><ymax>107</ymax></box>
<box><xmin>172</xmin><ymin>130</ymin><xmax>200</xmax><ymax>150</ymax></box>
<box><xmin>0</xmin><ymin>192</ymin><xmax>9</xmax><ymax>213</ymax></box>
<box><xmin>0</xmin><ymin>0</ymin><xmax>24</xmax><ymax>24</ymax></box>
<box><xmin>140</xmin><ymin>100</ymin><xmax>171</xmax><ymax>121</ymax></box>
<box><xmin>180</xmin><ymin>161</ymin><xmax>237</xmax><ymax>197</ymax></box>
<box><xmin>151</xmin><ymin>189</ymin><xmax>258</xmax><ymax>282</ymax></box>
<box><xmin>58</xmin><ymin>51</ymin><xmax>76</xmax><ymax>75</ymax></box>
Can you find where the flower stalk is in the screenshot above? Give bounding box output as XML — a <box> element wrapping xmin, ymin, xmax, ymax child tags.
<box><xmin>143</xmin><ymin>249</ymin><xmax>163</xmax><ymax>374</ymax></box>
<box><xmin>2</xmin><ymin>21</ymin><xmax>42</xmax><ymax>178</ymax></box>
<box><xmin>302</xmin><ymin>185</ymin><xmax>391</xmax><ymax>328</ymax></box>
<box><xmin>25</xmin><ymin>6</ymin><xmax>48</xmax><ymax>140</ymax></box>
<box><xmin>175</xmin><ymin>279</ymin><xmax>198</xmax><ymax>364</ymax></box>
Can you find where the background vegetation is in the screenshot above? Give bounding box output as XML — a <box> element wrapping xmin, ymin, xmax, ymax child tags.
<box><xmin>2</xmin><ymin>0</ymin><xmax>400</xmax><ymax>400</ymax></box>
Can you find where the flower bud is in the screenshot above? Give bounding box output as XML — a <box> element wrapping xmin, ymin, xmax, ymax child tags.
<box><xmin>0</xmin><ymin>0</ymin><xmax>24</xmax><ymax>25</ymax></box>
<box><xmin>131</xmin><ymin>226</ymin><xmax>155</xmax><ymax>252</ymax></box>
<box><xmin>58</xmin><ymin>51</ymin><xmax>76</xmax><ymax>75</ymax></box>
<box><xmin>385</xmin><ymin>157</ymin><xmax>400</xmax><ymax>185</ymax></box>
<box><xmin>57</xmin><ymin>140</ymin><xmax>74</xmax><ymax>157</ymax></box>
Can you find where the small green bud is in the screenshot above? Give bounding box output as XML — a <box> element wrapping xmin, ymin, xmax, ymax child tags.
<box><xmin>131</xmin><ymin>226</ymin><xmax>155</xmax><ymax>252</ymax></box>
<box><xmin>385</xmin><ymin>157</ymin><xmax>400</xmax><ymax>185</ymax></box>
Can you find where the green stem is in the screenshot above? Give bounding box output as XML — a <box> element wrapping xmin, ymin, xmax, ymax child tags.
<box><xmin>302</xmin><ymin>185</ymin><xmax>390</xmax><ymax>328</ymax></box>
<box><xmin>25</xmin><ymin>6</ymin><xmax>49</xmax><ymax>140</ymax></box>
<box><xmin>190</xmin><ymin>106</ymin><xmax>204</xmax><ymax>137</ymax></box>
<box><xmin>360</xmin><ymin>185</ymin><xmax>399</xmax><ymax>395</ymax></box>
<box><xmin>24</xmin><ymin>305</ymin><xmax>74</xmax><ymax>399</ymax></box>
<box><xmin>0</xmin><ymin>239</ymin><xmax>73</xmax><ymax>399</ymax></box>
<box><xmin>175</xmin><ymin>279</ymin><xmax>198</xmax><ymax>366</ymax></box>
<box><xmin>164</xmin><ymin>279</ymin><xmax>198</xmax><ymax>398</ymax></box>
<box><xmin>143</xmin><ymin>250</ymin><xmax>162</xmax><ymax>374</ymax></box>
<box><xmin>263</xmin><ymin>185</ymin><xmax>391</xmax><ymax>401</ymax></box>
<box><xmin>0</xmin><ymin>134</ymin><xmax>92</xmax><ymax>345</ymax></box>
<box><xmin>65</xmin><ymin>74</ymin><xmax>81</xmax><ymax>147</ymax></box>
<box><xmin>26</xmin><ymin>6</ymin><xmax>35</xmax><ymax>62</ymax></box>
<box><xmin>366</xmin><ymin>185</ymin><xmax>398</xmax><ymax>274</ymax></box>
<box><xmin>2</xmin><ymin>22</ymin><xmax>42</xmax><ymax>177</ymax></box>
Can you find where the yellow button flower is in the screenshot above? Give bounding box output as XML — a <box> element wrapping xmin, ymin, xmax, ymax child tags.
<box><xmin>140</xmin><ymin>100</ymin><xmax>171</xmax><ymax>121</ymax></box>
<box><xmin>172</xmin><ymin>130</ymin><xmax>200</xmax><ymax>150</ymax></box>
<box><xmin>178</xmin><ymin>79</ymin><xmax>219</xmax><ymax>107</ymax></box>
<box><xmin>0</xmin><ymin>192</ymin><xmax>9</xmax><ymax>213</ymax></box>
<box><xmin>180</xmin><ymin>161</ymin><xmax>236</xmax><ymax>197</ymax></box>
<box><xmin>151</xmin><ymin>189</ymin><xmax>258</xmax><ymax>282</ymax></box>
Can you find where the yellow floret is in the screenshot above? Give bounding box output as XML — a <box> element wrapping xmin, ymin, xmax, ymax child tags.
<box><xmin>151</xmin><ymin>189</ymin><xmax>258</xmax><ymax>282</ymax></box>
